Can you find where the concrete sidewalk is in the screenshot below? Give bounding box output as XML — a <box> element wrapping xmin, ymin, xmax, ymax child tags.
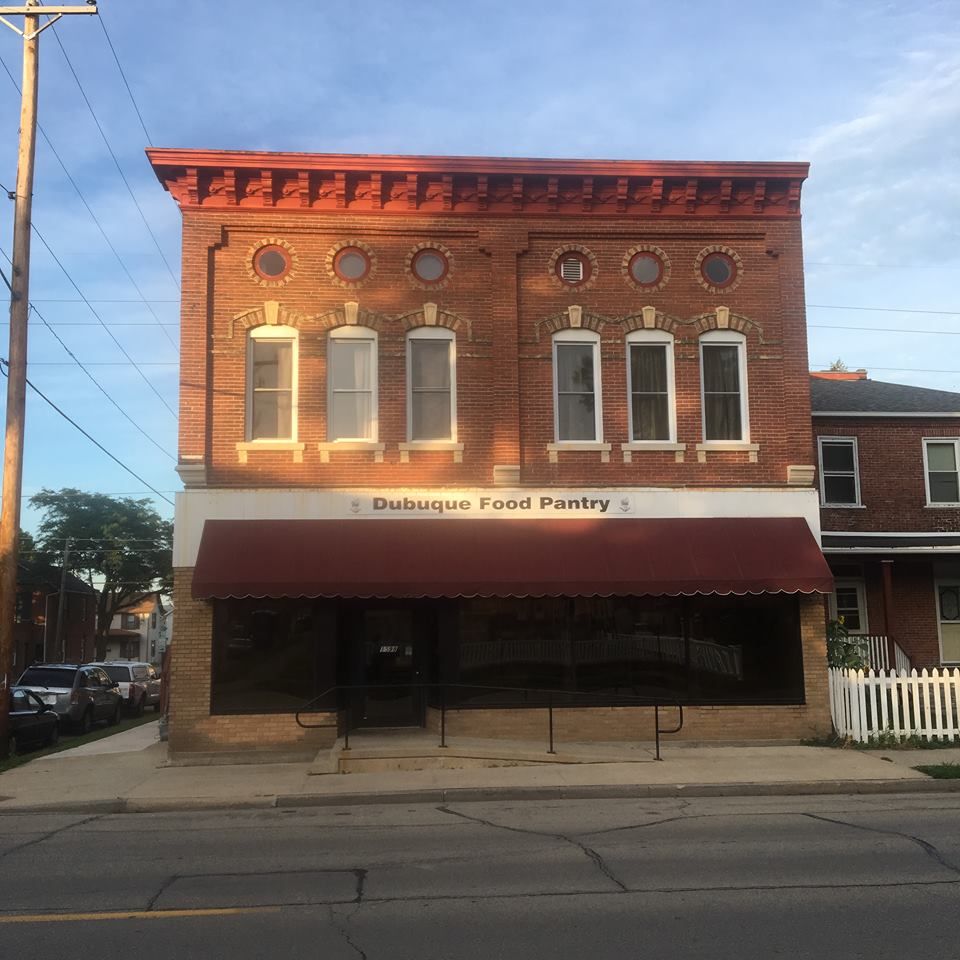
<box><xmin>2</xmin><ymin>725</ymin><xmax>959</xmax><ymax>813</ymax></box>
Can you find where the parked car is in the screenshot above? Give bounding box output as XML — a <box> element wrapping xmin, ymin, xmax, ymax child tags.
<box><xmin>9</xmin><ymin>687</ymin><xmax>59</xmax><ymax>752</ymax></box>
<box><xmin>89</xmin><ymin>662</ymin><xmax>162</xmax><ymax>715</ymax></box>
<box><xmin>16</xmin><ymin>664</ymin><xmax>122</xmax><ymax>733</ymax></box>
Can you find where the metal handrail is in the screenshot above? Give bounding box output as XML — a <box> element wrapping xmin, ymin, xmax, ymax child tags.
<box><xmin>295</xmin><ymin>681</ymin><xmax>684</xmax><ymax>760</ymax></box>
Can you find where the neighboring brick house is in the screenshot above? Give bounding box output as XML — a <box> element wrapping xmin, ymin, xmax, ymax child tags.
<box><xmin>812</xmin><ymin>370</ymin><xmax>960</xmax><ymax>670</ymax></box>
<box><xmin>149</xmin><ymin>148</ymin><xmax>833</xmax><ymax>759</ymax></box>
<box><xmin>13</xmin><ymin>562</ymin><xmax>97</xmax><ymax>669</ymax></box>
<box><xmin>107</xmin><ymin>592</ymin><xmax>166</xmax><ymax>662</ymax></box>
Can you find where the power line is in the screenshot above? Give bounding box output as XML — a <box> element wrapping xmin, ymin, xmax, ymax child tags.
<box><xmin>812</xmin><ymin>362</ymin><xmax>960</xmax><ymax>376</ymax></box>
<box><xmin>25</xmin><ymin>360</ymin><xmax>177</xmax><ymax>366</ymax></box>
<box><xmin>809</xmin><ymin>303</ymin><xmax>960</xmax><ymax>317</ymax></box>
<box><xmin>30</xmin><ymin>223</ymin><xmax>177</xmax><ymax>416</ymax></box>
<box><xmin>1</xmin><ymin>321</ymin><xmax>179</xmax><ymax>327</ymax></box>
<box><xmin>47</xmin><ymin>25</ymin><xmax>181</xmax><ymax>292</ymax></box>
<box><xmin>0</xmin><ymin>359</ymin><xmax>175</xmax><ymax>506</ymax></box>
<box><xmin>0</xmin><ymin>50</ymin><xmax>178</xmax><ymax>348</ymax></box>
<box><xmin>810</xmin><ymin>324</ymin><xmax>960</xmax><ymax>336</ymax></box>
<box><xmin>27</xmin><ymin>304</ymin><xmax>176</xmax><ymax>460</ymax></box>
<box><xmin>97</xmin><ymin>12</ymin><xmax>153</xmax><ymax>146</ymax></box>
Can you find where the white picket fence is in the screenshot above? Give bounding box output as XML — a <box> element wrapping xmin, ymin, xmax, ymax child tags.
<box><xmin>829</xmin><ymin>667</ymin><xmax>960</xmax><ymax>742</ymax></box>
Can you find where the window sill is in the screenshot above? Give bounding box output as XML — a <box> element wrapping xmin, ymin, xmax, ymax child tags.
<box><xmin>236</xmin><ymin>441</ymin><xmax>305</xmax><ymax>464</ymax></box>
<box><xmin>547</xmin><ymin>442</ymin><xmax>612</xmax><ymax>464</ymax></box>
<box><xmin>398</xmin><ymin>441</ymin><xmax>463</xmax><ymax>463</ymax></box>
<box><xmin>822</xmin><ymin>503</ymin><xmax>866</xmax><ymax>509</ymax></box>
<box><xmin>695</xmin><ymin>441</ymin><xmax>759</xmax><ymax>463</ymax></box>
<box><xmin>317</xmin><ymin>441</ymin><xmax>385</xmax><ymax>463</ymax></box>
<box><xmin>925</xmin><ymin>503</ymin><xmax>960</xmax><ymax>509</ymax></box>
<box><xmin>621</xmin><ymin>441</ymin><xmax>685</xmax><ymax>463</ymax></box>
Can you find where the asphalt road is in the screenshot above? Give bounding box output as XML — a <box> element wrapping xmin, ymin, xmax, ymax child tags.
<box><xmin>3</xmin><ymin>793</ymin><xmax>960</xmax><ymax>958</ymax></box>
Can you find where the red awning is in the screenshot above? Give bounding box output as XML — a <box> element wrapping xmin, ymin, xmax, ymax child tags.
<box><xmin>191</xmin><ymin>517</ymin><xmax>832</xmax><ymax>600</ymax></box>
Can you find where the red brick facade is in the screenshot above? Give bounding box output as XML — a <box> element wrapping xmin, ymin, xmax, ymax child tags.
<box><xmin>151</xmin><ymin>150</ymin><xmax>831</xmax><ymax>755</ymax></box>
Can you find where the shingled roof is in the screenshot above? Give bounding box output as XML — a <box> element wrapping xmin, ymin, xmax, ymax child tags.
<box><xmin>810</xmin><ymin>376</ymin><xmax>960</xmax><ymax>415</ymax></box>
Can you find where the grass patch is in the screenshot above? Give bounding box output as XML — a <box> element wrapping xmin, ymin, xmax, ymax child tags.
<box><xmin>802</xmin><ymin>733</ymin><xmax>960</xmax><ymax>751</ymax></box>
<box><xmin>914</xmin><ymin>763</ymin><xmax>960</xmax><ymax>779</ymax></box>
<box><xmin>0</xmin><ymin>712</ymin><xmax>159</xmax><ymax>776</ymax></box>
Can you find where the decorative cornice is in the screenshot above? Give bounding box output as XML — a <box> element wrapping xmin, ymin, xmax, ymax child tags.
<box><xmin>147</xmin><ymin>149</ymin><xmax>807</xmax><ymax>218</ymax></box>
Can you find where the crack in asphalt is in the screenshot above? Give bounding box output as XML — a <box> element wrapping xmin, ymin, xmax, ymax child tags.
<box><xmin>803</xmin><ymin>812</ymin><xmax>960</xmax><ymax>875</ymax></box>
<box><xmin>0</xmin><ymin>814</ymin><xmax>102</xmax><ymax>860</ymax></box>
<box><xmin>329</xmin><ymin>904</ymin><xmax>368</xmax><ymax>960</ymax></box>
<box><xmin>437</xmin><ymin>804</ymin><xmax>627</xmax><ymax>892</ymax></box>
<box><xmin>145</xmin><ymin>874</ymin><xmax>178</xmax><ymax>911</ymax></box>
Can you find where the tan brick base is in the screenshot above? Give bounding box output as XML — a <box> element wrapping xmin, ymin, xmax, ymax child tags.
<box><xmin>169</xmin><ymin>571</ymin><xmax>830</xmax><ymax>754</ymax></box>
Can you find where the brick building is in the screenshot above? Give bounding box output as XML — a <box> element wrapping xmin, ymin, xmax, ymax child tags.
<box><xmin>149</xmin><ymin>149</ymin><xmax>833</xmax><ymax>758</ymax></box>
<box><xmin>13</xmin><ymin>561</ymin><xmax>97</xmax><ymax>670</ymax></box>
<box><xmin>812</xmin><ymin>370</ymin><xmax>960</xmax><ymax>669</ymax></box>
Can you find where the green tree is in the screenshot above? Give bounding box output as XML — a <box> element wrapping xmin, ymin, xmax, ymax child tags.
<box><xmin>29</xmin><ymin>489</ymin><xmax>173</xmax><ymax>660</ymax></box>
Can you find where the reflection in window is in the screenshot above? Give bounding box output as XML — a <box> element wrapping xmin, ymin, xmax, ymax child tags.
<box><xmin>328</xmin><ymin>328</ymin><xmax>377</xmax><ymax>441</ymax></box>
<box><xmin>407</xmin><ymin>330</ymin><xmax>455</xmax><ymax>441</ymax></box>
<box><xmin>939</xmin><ymin>583</ymin><xmax>960</xmax><ymax>663</ymax></box>
<box><xmin>212</xmin><ymin>598</ymin><xmax>335</xmax><ymax>714</ymax></box>
<box><xmin>701</xmin><ymin>333</ymin><xmax>746</xmax><ymax>441</ymax></box>
<box><xmin>248</xmin><ymin>332</ymin><xmax>295</xmax><ymax>440</ymax></box>
<box><xmin>628</xmin><ymin>332</ymin><xmax>674</xmax><ymax>441</ymax></box>
<box><xmin>453</xmin><ymin>594</ymin><xmax>803</xmax><ymax>705</ymax></box>
<box><xmin>554</xmin><ymin>332</ymin><xmax>600</xmax><ymax>441</ymax></box>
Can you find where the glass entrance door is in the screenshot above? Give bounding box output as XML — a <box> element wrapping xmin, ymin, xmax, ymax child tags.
<box><xmin>359</xmin><ymin>608</ymin><xmax>422</xmax><ymax>726</ymax></box>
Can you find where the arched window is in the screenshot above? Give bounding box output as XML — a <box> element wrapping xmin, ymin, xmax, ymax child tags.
<box><xmin>246</xmin><ymin>325</ymin><xmax>297</xmax><ymax>441</ymax></box>
<box><xmin>406</xmin><ymin>327</ymin><xmax>456</xmax><ymax>442</ymax></box>
<box><xmin>553</xmin><ymin>329</ymin><xmax>602</xmax><ymax>442</ymax></box>
<box><xmin>700</xmin><ymin>330</ymin><xmax>748</xmax><ymax>442</ymax></box>
<box><xmin>626</xmin><ymin>329</ymin><xmax>675</xmax><ymax>442</ymax></box>
<box><xmin>327</xmin><ymin>326</ymin><xmax>378</xmax><ymax>442</ymax></box>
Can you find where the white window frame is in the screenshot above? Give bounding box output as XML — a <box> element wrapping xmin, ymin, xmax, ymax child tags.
<box><xmin>626</xmin><ymin>329</ymin><xmax>676</xmax><ymax>443</ymax></box>
<box><xmin>935</xmin><ymin>579</ymin><xmax>960</xmax><ymax>664</ymax></box>
<box><xmin>699</xmin><ymin>330</ymin><xmax>749</xmax><ymax>443</ymax></box>
<box><xmin>552</xmin><ymin>329</ymin><xmax>602</xmax><ymax>443</ymax></box>
<box><xmin>923</xmin><ymin>438</ymin><xmax>960</xmax><ymax>507</ymax></box>
<box><xmin>818</xmin><ymin>436</ymin><xmax>862</xmax><ymax>507</ymax></box>
<box><xmin>406</xmin><ymin>327</ymin><xmax>457</xmax><ymax>442</ymax></box>
<box><xmin>327</xmin><ymin>326</ymin><xmax>378</xmax><ymax>442</ymax></box>
<box><xmin>829</xmin><ymin>578</ymin><xmax>869</xmax><ymax>635</ymax></box>
<box><xmin>246</xmin><ymin>324</ymin><xmax>298</xmax><ymax>442</ymax></box>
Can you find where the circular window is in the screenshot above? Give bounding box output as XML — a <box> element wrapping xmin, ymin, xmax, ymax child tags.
<box><xmin>701</xmin><ymin>252</ymin><xmax>737</xmax><ymax>288</ymax></box>
<box><xmin>556</xmin><ymin>251</ymin><xmax>591</xmax><ymax>286</ymax></box>
<box><xmin>333</xmin><ymin>247</ymin><xmax>371</xmax><ymax>282</ymax></box>
<box><xmin>629</xmin><ymin>252</ymin><xmax>663</xmax><ymax>286</ymax></box>
<box><xmin>252</xmin><ymin>245</ymin><xmax>291</xmax><ymax>281</ymax></box>
<box><xmin>412</xmin><ymin>249</ymin><xmax>448</xmax><ymax>283</ymax></box>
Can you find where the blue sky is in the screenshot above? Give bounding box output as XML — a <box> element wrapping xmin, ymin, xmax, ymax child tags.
<box><xmin>0</xmin><ymin>0</ymin><xmax>958</xmax><ymax>531</ymax></box>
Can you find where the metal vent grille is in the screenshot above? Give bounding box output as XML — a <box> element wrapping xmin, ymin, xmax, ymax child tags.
<box><xmin>560</xmin><ymin>257</ymin><xmax>584</xmax><ymax>282</ymax></box>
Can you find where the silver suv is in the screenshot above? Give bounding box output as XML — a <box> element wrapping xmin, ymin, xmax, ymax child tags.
<box><xmin>16</xmin><ymin>664</ymin><xmax>122</xmax><ymax>733</ymax></box>
<box><xmin>90</xmin><ymin>662</ymin><xmax>162</xmax><ymax>715</ymax></box>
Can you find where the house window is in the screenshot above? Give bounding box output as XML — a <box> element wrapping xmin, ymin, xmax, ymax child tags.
<box><xmin>122</xmin><ymin>613</ymin><xmax>139</xmax><ymax>630</ymax></box>
<box><xmin>151</xmin><ymin>612</ymin><xmax>157</xmax><ymax>629</ymax></box>
<box><xmin>700</xmin><ymin>331</ymin><xmax>748</xmax><ymax>441</ymax></box>
<box><xmin>328</xmin><ymin>327</ymin><xmax>378</xmax><ymax>441</ymax></box>
<box><xmin>924</xmin><ymin>439</ymin><xmax>960</xmax><ymax>505</ymax></box>
<box><xmin>818</xmin><ymin>437</ymin><xmax>861</xmax><ymax>506</ymax></box>
<box><xmin>627</xmin><ymin>330</ymin><xmax>675</xmax><ymax>442</ymax></box>
<box><xmin>829</xmin><ymin>579</ymin><xmax>868</xmax><ymax>634</ymax></box>
<box><xmin>937</xmin><ymin>582</ymin><xmax>960</xmax><ymax>663</ymax></box>
<box><xmin>247</xmin><ymin>326</ymin><xmax>297</xmax><ymax>441</ymax></box>
<box><xmin>553</xmin><ymin>329</ymin><xmax>602</xmax><ymax>442</ymax></box>
<box><xmin>407</xmin><ymin>328</ymin><xmax>456</xmax><ymax>441</ymax></box>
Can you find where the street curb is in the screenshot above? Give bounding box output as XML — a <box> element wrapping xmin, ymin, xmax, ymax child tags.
<box><xmin>3</xmin><ymin>777</ymin><xmax>960</xmax><ymax>815</ymax></box>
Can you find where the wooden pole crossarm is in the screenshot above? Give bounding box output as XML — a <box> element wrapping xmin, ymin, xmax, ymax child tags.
<box><xmin>0</xmin><ymin>7</ymin><xmax>96</xmax><ymax>40</ymax></box>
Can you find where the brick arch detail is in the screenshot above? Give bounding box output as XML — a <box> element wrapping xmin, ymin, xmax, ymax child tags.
<box><xmin>535</xmin><ymin>305</ymin><xmax>611</xmax><ymax>340</ymax></box>
<box><xmin>690</xmin><ymin>306</ymin><xmax>765</xmax><ymax>341</ymax></box>
<box><xmin>315</xmin><ymin>301</ymin><xmax>389</xmax><ymax>334</ymax></box>
<box><xmin>620</xmin><ymin>306</ymin><xmax>683</xmax><ymax>335</ymax></box>
<box><xmin>217</xmin><ymin>300</ymin><xmax>314</xmax><ymax>340</ymax></box>
<box><xmin>397</xmin><ymin>302</ymin><xmax>472</xmax><ymax>340</ymax></box>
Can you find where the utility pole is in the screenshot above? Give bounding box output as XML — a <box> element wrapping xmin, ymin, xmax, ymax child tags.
<box><xmin>54</xmin><ymin>536</ymin><xmax>71</xmax><ymax>661</ymax></box>
<box><xmin>0</xmin><ymin>2</ymin><xmax>97</xmax><ymax>758</ymax></box>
